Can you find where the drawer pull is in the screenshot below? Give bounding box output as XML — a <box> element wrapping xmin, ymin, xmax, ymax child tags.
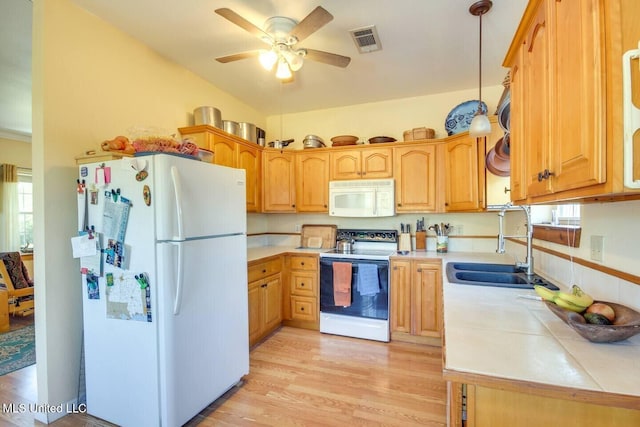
<box><xmin>300</xmin><ymin>283</ymin><xmax>305</xmax><ymax>287</ymax></box>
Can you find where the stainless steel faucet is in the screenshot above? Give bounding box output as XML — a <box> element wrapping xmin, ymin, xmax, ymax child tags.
<box><xmin>497</xmin><ymin>202</ymin><xmax>534</xmax><ymax>277</ymax></box>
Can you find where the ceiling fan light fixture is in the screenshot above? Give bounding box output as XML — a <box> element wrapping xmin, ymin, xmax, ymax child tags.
<box><xmin>276</xmin><ymin>59</ymin><xmax>292</xmax><ymax>79</ymax></box>
<box><xmin>259</xmin><ymin>49</ymin><xmax>278</xmax><ymax>71</ymax></box>
<box><xmin>282</xmin><ymin>49</ymin><xmax>304</xmax><ymax>71</ymax></box>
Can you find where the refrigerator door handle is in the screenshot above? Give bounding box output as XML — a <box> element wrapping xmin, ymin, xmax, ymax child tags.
<box><xmin>172</xmin><ymin>241</ymin><xmax>185</xmax><ymax>315</ymax></box>
<box><xmin>170</xmin><ymin>165</ymin><xmax>185</xmax><ymax>240</ymax></box>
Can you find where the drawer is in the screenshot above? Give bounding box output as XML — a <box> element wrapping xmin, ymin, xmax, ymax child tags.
<box><xmin>248</xmin><ymin>257</ymin><xmax>282</xmax><ymax>283</ymax></box>
<box><xmin>290</xmin><ymin>271</ymin><xmax>316</xmax><ymax>297</ymax></box>
<box><xmin>290</xmin><ymin>296</ymin><xmax>317</xmax><ymax>322</ymax></box>
<box><xmin>289</xmin><ymin>255</ymin><xmax>317</xmax><ymax>271</ymax></box>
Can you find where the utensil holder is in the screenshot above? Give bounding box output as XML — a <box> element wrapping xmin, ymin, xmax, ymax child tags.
<box><xmin>436</xmin><ymin>236</ymin><xmax>449</xmax><ymax>253</ymax></box>
<box><xmin>398</xmin><ymin>233</ymin><xmax>412</xmax><ymax>253</ymax></box>
<box><xmin>415</xmin><ymin>231</ymin><xmax>426</xmax><ymax>250</ymax></box>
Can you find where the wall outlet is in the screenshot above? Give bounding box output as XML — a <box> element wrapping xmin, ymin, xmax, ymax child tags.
<box><xmin>590</xmin><ymin>235</ymin><xmax>604</xmax><ymax>262</ymax></box>
<box><xmin>295</xmin><ymin>224</ymin><xmax>302</xmax><ymax>232</ymax></box>
<box><xmin>455</xmin><ymin>224</ymin><xmax>464</xmax><ymax>236</ymax></box>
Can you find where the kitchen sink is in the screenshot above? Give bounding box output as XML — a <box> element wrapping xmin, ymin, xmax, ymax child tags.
<box><xmin>446</xmin><ymin>262</ymin><xmax>559</xmax><ymax>290</ymax></box>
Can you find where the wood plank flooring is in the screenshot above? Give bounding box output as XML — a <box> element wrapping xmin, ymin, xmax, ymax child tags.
<box><xmin>0</xmin><ymin>327</ymin><xmax>447</xmax><ymax>426</ymax></box>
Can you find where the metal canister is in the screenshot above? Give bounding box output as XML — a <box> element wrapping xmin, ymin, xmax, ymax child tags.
<box><xmin>193</xmin><ymin>106</ymin><xmax>222</xmax><ymax>128</ymax></box>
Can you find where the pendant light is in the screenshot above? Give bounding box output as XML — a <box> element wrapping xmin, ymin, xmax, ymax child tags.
<box><xmin>468</xmin><ymin>0</ymin><xmax>493</xmax><ymax>137</ymax></box>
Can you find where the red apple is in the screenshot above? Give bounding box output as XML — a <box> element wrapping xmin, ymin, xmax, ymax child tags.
<box><xmin>586</xmin><ymin>303</ymin><xmax>616</xmax><ymax>323</ymax></box>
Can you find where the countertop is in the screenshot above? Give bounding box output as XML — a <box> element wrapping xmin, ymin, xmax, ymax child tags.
<box><xmin>246</xmin><ymin>246</ymin><xmax>640</xmax><ymax>402</ymax></box>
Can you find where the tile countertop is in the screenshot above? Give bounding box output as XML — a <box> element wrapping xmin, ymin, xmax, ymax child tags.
<box><xmin>437</xmin><ymin>252</ymin><xmax>640</xmax><ymax>401</ymax></box>
<box><xmin>247</xmin><ymin>247</ymin><xmax>640</xmax><ymax>400</ymax></box>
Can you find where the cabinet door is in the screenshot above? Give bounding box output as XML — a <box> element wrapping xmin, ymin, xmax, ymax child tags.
<box><xmin>248</xmin><ymin>280</ymin><xmax>263</xmax><ymax>345</ymax></box>
<box><xmin>485</xmin><ymin>117</ymin><xmax>511</xmax><ymax>207</ymax></box>
<box><xmin>211</xmin><ymin>134</ymin><xmax>236</xmax><ymax>168</ymax></box>
<box><xmin>361</xmin><ymin>147</ymin><xmax>393</xmax><ymax>179</ymax></box>
<box><xmin>548</xmin><ymin>0</ymin><xmax>605</xmax><ymax>192</ymax></box>
<box><xmin>237</xmin><ymin>143</ymin><xmax>261</xmax><ymax>212</ymax></box>
<box><xmin>263</xmin><ymin>151</ymin><xmax>296</xmax><ymax>212</ymax></box>
<box><xmin>296</xmin><ymin>151</ymin><xmax>329</xmax><ymax>212</ymax></box>
<box><xmin>444</xmin><ymin>134</ymin><xmax>483</xmax><ymax>211</ymax></box>
<box><xmin>413</xmin><ymin>261</ymin><xmax>442</xmax><ymax>338</ymax></box>
<box><xmin>509</xmin><ymin>46</ymin><xmax>528</xmax><ymax>202</ymax></box>
<box><xmin>330</xmin><ymin>150</ymin><xmax>361</xmax><ymax>180</ymax></box>
<box><xmin>390</xmin><ymin>260</ymin><xmax>412</xmax><ymax>334</ymax></box>
<box><xmin>524</xmin><ymin>2</ymin><xmax>552</xmax><ymax>197</ymax></box>
<box><xmin>263</xmin><ymin>276</ymin><xmax>282</xmax><ymax>332</ymax></box>
<box><xmin>394</xmin><ymin>145</ymin><xmax>437</xmax><ymax>212</ymax></box>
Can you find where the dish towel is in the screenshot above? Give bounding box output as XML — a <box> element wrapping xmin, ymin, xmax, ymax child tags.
<box><xmin>356</xmin><ymin>264</ymin><xmax>380</xmax><ymax>296</ymax></box>
<box><xmin>332</xmin><ymin>262</ymin><xmax>352</xmax><ymax>307</ymax></box>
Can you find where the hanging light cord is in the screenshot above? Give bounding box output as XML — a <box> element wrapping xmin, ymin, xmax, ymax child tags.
<box><xmin>478</xmin><ymin>10</ymin><xmax>483</xmax><ymax>112</ymax></box>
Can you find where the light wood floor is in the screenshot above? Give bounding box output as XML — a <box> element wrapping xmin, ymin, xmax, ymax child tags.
<box><xmin>1</xmin><ymin>327</ymin><xmax>447</xmax><ymax>426</ymax></box>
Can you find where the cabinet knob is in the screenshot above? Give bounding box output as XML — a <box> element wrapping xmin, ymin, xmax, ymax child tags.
<box><xmin>537</xmin><ymin>169</ymin><xmax>555</xmax><ymax>182</ymax></box>
<box><xmin>261</xmin><ymin>283</ymin><xmax>267</xmax><ymax>288</ymax></box>
<box><xmin>417</xmin><ymin>268</ymin><xmax>422</xmax><ymax>273</ymax></box>
<box><xmin>292</xmin><ymin>204</ymin><xmax>296</xmax><ymax>208</ymax></box>
<box><xmin>397</xmin><ymin>203</ymin><xmax>402</xmax><ymax>207</ymax></box>
<box><xmin>262</xmin><ymin>269</ymin><xmax>266</xmax><ymax>273</ymax></box>
<box><xmin>362</xmin><ymin>172</ymin><xmax>366</xmax><ymax>175</ymax></box>
<box><xmin>300</xmin><ymin>307</ymin><xmax>305</xmax><ymax>311</ymax></box>
<box><xmin>300</xmin><ymin>282</ymin><xmax>305</xmax><ymax>287</ymax></box>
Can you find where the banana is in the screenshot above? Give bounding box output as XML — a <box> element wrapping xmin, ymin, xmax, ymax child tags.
<box><xmin>553</xmin><ymin>295</ymin><xmax>588</xmax><ymax>313</ymax></box>
<box><xmin>554</xmin><ymin>285</ymin><xmax>593</xmax><ymax>309</ymax></box>
<box><xmin>534</xmin><ymin>285</ymin><xmax>558</xmax><ymax>302</ymax></box>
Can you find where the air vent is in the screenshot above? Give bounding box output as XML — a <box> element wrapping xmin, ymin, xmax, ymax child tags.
<box><xmin>349</xmin><ymin>25</ymin><xmax>382</xmax><ymax>53</ymax></box>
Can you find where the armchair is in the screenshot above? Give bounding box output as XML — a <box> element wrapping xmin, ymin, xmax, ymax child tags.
<box><xmin>0</xmin><ymin>252</ymin><xmax>35</xmax><ymax>319</ymax></box>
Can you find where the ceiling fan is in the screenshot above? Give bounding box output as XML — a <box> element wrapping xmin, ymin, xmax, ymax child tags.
<box><xmin>214</xmin><ymin>6</ymin><xmax>351</xmax><ymax>80</ymax></box>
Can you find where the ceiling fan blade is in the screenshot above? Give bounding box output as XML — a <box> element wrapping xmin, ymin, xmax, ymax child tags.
<box><xmin>290</xmin><ymin>6</ymin><xmax>333</xmax><ymax>43</ymax></box>
<box><xmin>215</xmin><ymin>50</ymin><xmax>261</xmax><ymax>63</ymax></box>
<box><xmin>215</xmin><ymin>8</ymin><xmax>272</xmax><ymax>43</ymax></box>
<box><xmin>304</xmin><ymin>49</ymin><xmax>351</xmax><ymax>68</ymax></box>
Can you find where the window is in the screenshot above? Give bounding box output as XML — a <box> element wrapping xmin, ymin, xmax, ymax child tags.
<box><xmin>17</xmin><ymin>168</ymin><xmax>33</xmax><ymax>251</ymax></box>
<box><xmin>532</xmin><ymin>204</ymin><xmax>581</xmax><ymax>226</ymax></box>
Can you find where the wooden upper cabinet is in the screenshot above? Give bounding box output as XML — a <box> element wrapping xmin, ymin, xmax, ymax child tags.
<box><xmin>210</xmin><ymin>135</ymin><xmax>236</xmax><ymax>168</ymax></box>
<box><xmin>393</xmin><ymin>144</ymin><xmax>437</xmax><ymax>212</ymax></box>
<box><xmin>237</xmin><ymin>143</ymin><xmax>261</xmax><ymax>212</ymax></box>
<box><xmin>296</xmin><ymin>151</ymin><xmax>329</xmax><ymax>212</ymax></box>
<box><xmin>523</xmin><ymin>0</ymin><xmax>552</xmax><ymax>198</ymax></box>
<box><xmin>330</xmin><ymin>147</ymin><xmax>392</xmax><ymax>180</ymax></box>
<box><xmin>444</xmin><ymin>133</ymin><xmax>484</xmax><ymax>211</ymax></box>
<box><xmin>509</xmin><ymin>46</ymin><xmax>528</xmax><ymax>202</ymax></box>
<box><xmin>263</xmin><ymin>150</ymin><xmax>296</xmax><ymax>212</ymax></box>
<box><xmin>547</xmin><ymin>0</ymin><xmax>605</xmax><ymax>192</ymax></box>
<box><xmin>504</xmin><ymin>0</ymin><xmax>639</xmax><ymax>202</ymax></box>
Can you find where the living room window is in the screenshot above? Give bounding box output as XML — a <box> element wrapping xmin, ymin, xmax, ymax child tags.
<box><xmin>17</xmin><ymin>168</ymin><xmax>33</xmax><ymax>251</ymax></box>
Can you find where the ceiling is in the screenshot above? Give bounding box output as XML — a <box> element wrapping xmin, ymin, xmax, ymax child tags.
<box><xmin>0</xmin><ymin>0</ymin><xmax>528</xmax><ymax>140</ymax></box>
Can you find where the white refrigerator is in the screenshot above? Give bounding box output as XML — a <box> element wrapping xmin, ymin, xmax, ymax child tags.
<box><xmin>78</xmin><ymin>153</ymin><xmax>249</xmax><ymax>427</ymax></box>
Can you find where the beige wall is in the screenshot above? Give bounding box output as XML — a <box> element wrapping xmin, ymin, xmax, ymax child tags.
<box><xmin>32</xmin><ymin>0</ymin><xmax>264</xmax><ymax>420</ymax></box>
<box><xmin>265</xmin><ymin>86</ymin><xmax>505</xmax><ymax>149</ymax></box>
<box><xmin>0</xmin><ymin>137</ymin><xmax>31</xmax><ymax>168</ymax></box>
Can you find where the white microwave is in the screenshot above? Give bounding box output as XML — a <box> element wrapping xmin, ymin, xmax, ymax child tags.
<box><xmin>329</xmin><ymin>179</ymin><xmax>395</xmax><ymax>217</ymax></box>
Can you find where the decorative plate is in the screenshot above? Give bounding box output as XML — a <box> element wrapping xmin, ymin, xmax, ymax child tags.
<box><xmin>445</xmin><ymin>100</ymin><xmax>488</xmax><ymax>136</ymax></box>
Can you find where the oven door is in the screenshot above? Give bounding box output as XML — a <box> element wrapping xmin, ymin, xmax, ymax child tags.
<box><xmin>319</xmin><ymin>257</ymin><xmax>389</xmax><ymax>320</ymax></box>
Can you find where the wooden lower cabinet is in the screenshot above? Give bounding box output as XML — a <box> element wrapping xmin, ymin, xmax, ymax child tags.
<box><xmin>390</xmin><ymin>258</ymin><xmax>442</xmax><ymax>345</ymax></box>
<box><xmin>247</xmin><ymin>256</ymin><xmax>282</xmax><ymax>347</ymax></box>
<box><xmin>448</xmin><ymin>382</ymin><xmax>640</xmax><ymax>427</ymax></box>
<box><xmin>282</xmin><ymin>254</ymin><xmax>319</xmax><ymax>330</ymax></box>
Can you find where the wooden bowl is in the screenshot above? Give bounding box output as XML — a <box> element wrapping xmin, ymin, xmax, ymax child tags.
<box><xmin>331</xmin><ymin>135</ymin><xmax>358</xmax><ymax>144</ymax></box>
<box><xmin>545</xmin><ymin>301</ymin><xmax>640</xmax><ymax>343</ymax></box>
